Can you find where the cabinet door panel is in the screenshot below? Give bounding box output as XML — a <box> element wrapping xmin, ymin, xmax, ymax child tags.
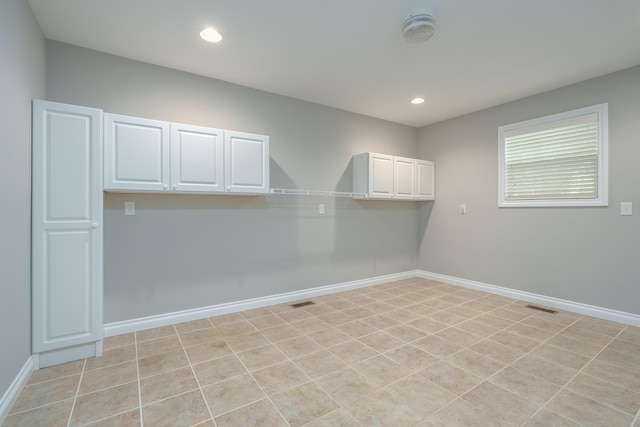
<box><xmin>104</xmin><ymin>114</ymin><xmax>169</xmax><ymax>191</ymax></box>
<box><xmin>370</xmin><ymin>153</ymin><xmax>394</xmax><ymax>198</ymax></box>
<box><xmin>225</xmin><ymin>131</ymin><xmax>269</xmax><ymax>193</ymax></box>
<box><xmin>170</xmin><ymin>123</ymin><xmax>224</xmax><ymax>192</ymax></box>
<box><xmin>416</xmin><ymin>160</ymin><xmax>435</xmax><ymax>200</ymax></box>
<box><xmin>394</xmin><ymin>157</ymin><xmax>416</xmax><ymax>199</ymax></box>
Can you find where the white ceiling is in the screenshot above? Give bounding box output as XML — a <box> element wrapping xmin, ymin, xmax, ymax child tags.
<box><xmin>27</xmin><ymin>0</ymin><xmax>640</xmax><ymax>127</ymax></box>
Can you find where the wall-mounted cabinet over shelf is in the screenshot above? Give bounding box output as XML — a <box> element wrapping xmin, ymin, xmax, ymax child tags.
<box><xmin>104</xmin><ymin>113</ymin><xmax>269</xmax><ymax>195</ymax></box>
<box><xmin>352</xmin><ymin>152</ymin><xmax>435</xmax><ymax>200</ymax></box>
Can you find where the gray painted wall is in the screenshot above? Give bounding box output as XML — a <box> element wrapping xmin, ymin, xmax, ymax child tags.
<box><xmin>0</xmin><ymin>0</ymin><xmax>45</xmax><ymax>402</ymax></box>
<box><xmin>417</xmin><ymin>65</ymin><xmax>640</xmax><ymax>315</ymax></box>
<box><xmin>45</xmin><ymin>41</ymin><xmax>419</xmax><ymax>322</ymax></box>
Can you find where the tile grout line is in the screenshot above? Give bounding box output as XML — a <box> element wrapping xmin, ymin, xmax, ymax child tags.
<box><xmin>66</xmin><ymin>358</ymin><xmax>87</xmax><ymax>427</ymax></box>
<box><xmin>135</xmin><ymin>329</ymin><xmax>144</xmax><ymax>427</ymax></box>
<box><xmin>175</xmin><ymin>320</ymin><xmax>218</xmax><ymax>426</ymax></box>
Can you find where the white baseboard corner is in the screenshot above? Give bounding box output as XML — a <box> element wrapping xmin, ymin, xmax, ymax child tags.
<box><xmin>104</xmin><ymin>270</ymin><xmax>420</xmax><ymax>337</ymax></box>
<box><xmin>418</xmin><ymin>271</ymin><xmax>640</xmax><ymax>328</ymax></box>
<box><xmin>0</xmin><ymin>356</ymin><xmax>34</xmax><ymax>425</ymax></box>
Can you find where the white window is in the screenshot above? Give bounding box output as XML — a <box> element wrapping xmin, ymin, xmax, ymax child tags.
<box><xmin>498</xmin><ymin>103</ymin><xmax>608</xmax><ymax>207</ymax></box>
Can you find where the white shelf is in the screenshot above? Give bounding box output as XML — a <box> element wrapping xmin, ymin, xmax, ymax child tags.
<box><xmin>270</xmin><ymin>188</ymin><xmax>367</xmax><ymax>198</ymax></box>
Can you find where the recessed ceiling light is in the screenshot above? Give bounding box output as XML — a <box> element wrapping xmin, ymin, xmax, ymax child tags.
<box><xmin>200</xmin><ymin>27</ymin><xmax>222</xmax><ymax>43</ymax></box>
<box><xmin>411</xmin><ymin>97</ymin><xmax>426</xmax><ymax>105</ymax></box>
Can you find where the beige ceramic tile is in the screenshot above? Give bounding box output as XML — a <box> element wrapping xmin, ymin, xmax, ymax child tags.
<box><xmin>275</xmin><ymin>335</ymin><xmax>322</xmax><ymax>359</ymax></box>
<box><xmin>27</xmin><ymin>360</ymin><xmax>84</xmax><ymax>385</ymax></box>
<box><xmin>315</xmin><ymin>367</ymin><xmax>378</xmax><ymax>404</ymax></box>
<box><xmin>138</xmin><ymin>348</ymin><xmax>189</xmax><ymax>379</ymax></box>
<box><xmin>174</xmin><ymin>318</ymin><xmax>213</xmax><ymax>334</ymax></box>
<box><xmin>142</xmin><ymin>390</ymin><xmax>210</xmax><ymax>427</ymax></box>
<box><xmin>461</xmin><ymin>381</ymin><xmax>539</xmax><ymax>425</ymax></box>
<box><xmin>136</xmin><ymin>335</ymin><xmax>182</xmax><ymax>359</ymax></box>
<box><xmin>11</xmin><ymin>375</ymin><xmax>80</xmax><ymax>413</ymax></box>
<box><xmin>545</xmin><ymin>333</ymin><xmax>607</xmax><ymax>358</ymax></box>
<box><xmin>70</xmin><ymin>382</ymin><xmax>138</xmax><ymax>426</ymax></box>
<box><xmin>385</xmin><ymin>308</ymin><xmax>422</xmax><ymax>323</ymax></box>
<box><xmin>3</xmin><ymin>399</ymin><xmax>72</xmax><ymax>427</ymax></box>
<box><xmin>571</xmin><ymin>316</ymin><xmax>625</xmax><ymax>337</ymax></box>
<box><xmin>225</xmin><ymin>331</ymin><xmax>270</xmax><ymax>352</ymax></box>
<box><xmin>271</xmin><ymin>381</ymin><xmax>339</xmax><ymax>427</ymax></box>
<box><xmin>179</xmin><ymin>328</ymin><xmax>223</xmax><ymax>348</ymax></box>
<box><xmin>247</xmin><ymin>313</ymin><xmax>285</xmax><ymax>330</ymax></box>
<box><xmin>240</xmin><ymin>307</ymin><xmax>273</xmax><ymax>319</ymax></box>
<box><xmin>183</xmin><ymin>338</ymin><xmax>232</xmax><ymax>364</ymax></box>
<box><xmin>489</xmin><ymin>330</ymin><xmax>540</xmax><ymax>352</ymax></box>
<box><xmin>433</xmin><ymin>327</ymin><xmax>482</xmax><ymax>347</ymax></box>
<box><xmin>343</xmin><ymin>389</ymin><xmax>423</xmax><ymax>427</ymax></box>
<box><xmin>418</xmin><ymin>360</ymin><xmax>483</xmax><ymax>396</ymax></box>
<box><xmin>136</xmin><ymin>325</ymin><xmax>176</xmax><ymax>343</ymax></box>
<box><xmin>566</xmin><ymin>372</ymin><xmax>640</xmax><ymax>415</ymax></box>
<box><xmin>428</xmin><ymin>396</ymin><xmax>504</xmax><ymax>426</ymax></box>
<box><xmin>79</xmin><ymin>361</ymin><xmax>137</xmax><ymax>395</ymax></box>
<box><xmin>214</xmin><ymin>319</ymin><xmax>256</xmax><ymax>337</ymax></box>
<box><xmin>407</xmin><ymin>317</ymin><xmax>448</xmax><ymax>335</ymax></box>
<box><xmin>353</xmin><ymin>354</ymin><xmax>412</xmax><ymax>387</ymax></box>
<box><xmin>361</xmin><ymin>314</ymin><xmax>400</xmax><ymax>330</ymax></box>
<box><xmin>546</xmin><ymin>389</ymin><xmax>633</xmax><ymax>426</ymax></box>
<box><xmin>140</xmin><ymin>366</ymin><xmax>199</xmax><ymax>405</ymax></box>
<box><xmin>208</xmin><ymin>312</ymin><xmax>244</xmax><ymax>326</ymax></box>
<box><xmin>618</xmin><ymin>326</ymin><xmax>640</xmax><ymax>344</ymax></box>
<box><xmin>597</xmin><ymin>347</ymin><xmax>640</xmax><ymax>371</ymax></box>
<box><xmin>468</xmin><ymin>339</ymin><xmax>524</xmax><ymax>364</ymax></box>
<box><xmin>293</xmin><ymin>349</ymin><xmax>347</xmax><ymax>378</ymax></box>
<box><xmin>290</xmin><ymin>318</ymin><xmax>332</xmax><ymax>334</ymax></box>
<box><xmin>507</xmin><ymin>322</ymin><xmax>557</xmax><ymax>341</ymax></box>
<box><xmin>259</xmin><ymin>323</ymin><xmax>301</xmax><ymax>342</ymax></box>
<box><xmin>413</xmin><ymin>335</ymin><xmax>462</xmax><ymax>358</ymax></box>
<box><xmin>489</xmin><ymin>366</ymin><xmax>560</xmax><ymax>405</ymax></box>
<box><xmin>510</xmin><ymin>354</ymin><xmax>577</xmax><ymax>386</ymax></box>
<box><xmin>251</xmin><ymin>361</ymin><xmax>309</xmax><ymax>395</ymax></box>
<box><xmin>358</xmin><ymin>331</ymin><xmax>404</xmax><ymax>353</ymax></box>
<box><xmin>308</xmin><ymin>327</ymin><xmax>352</xmax><ymax>347</ymax></box>
<box><xmin>85</xmin><ymin>345</ymin><xmax>136</xmax><ymax>371</ymax></box>
<box><xmin>303</xmin><ymin>408</ymin><xmax>360</xmax><ymax>427</ymax></box>
<box><xmin>192</xmin><ymin>354</ymin><xmax>246</xmax><ymax>386</ymax></box>
<box><xmin>336</xmin><ymin>320</ymin><xmax>379</xmax><ymax>338</ymax></box>
<box><xmin>213</xmin><ymin>398</ymin><xmax>288</xmax><ymax>427</ymax></box>
<box><xmin>529</xmin><ymin>343</ymin><xmax>591</xmax><ymax>370</ymax></box>
<box><xmin>524</xmin><ymin>408</ymin><xmax>580</xmax><ymax>427</ymax></box>
<box><xmin>608</xmin><ymin>337</ymin><xmax>640</xmax><ymax>356</ymax></box>
<box><xmin>445</xmin><ymin>349</ymin><xmax>505</xmax><ymax>379</ymax></box>
<box><xmin>201</xmin><ymin>374</ymin><xmax>265</xmax><ymax>417</ymax></box>
<box><xmin>315</xmin><ymin>311</ymin><xmax>356</xmax><ymax>326</ymax></box>
<box><xmin>327</xmin><ymin>339</ymin><xmax>378</xmax><ymax>365</ymax></box>
<box><xmin>236</xmin><ymin>343</ymin><xmax>287</xmax><ymax>371</ymax></box>
<box><xmin>583</xmin><ymin>359</ymin><xmax>640</xmax><ymax>392</ymax></box>
<box><xmin>102</xmin><ymin>333</ymin><xmax>135</xmax><ymax>350</ymax></box>
<box><xmin>83</xmin><ymin>409</ymin><xmax>140</xmax><ymax>426</ymax></box>
<box><xmin>384</xmin><ymin>345</ymin><xmax>439</xmax><ymax>371</ymax></box>
<box><xmin>385</xmin><ymin>374</ymin><xmax>456</xmax><ymax>417</ymax></box>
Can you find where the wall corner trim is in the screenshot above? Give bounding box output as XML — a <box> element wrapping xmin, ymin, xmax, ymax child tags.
<box><xmin>104</xmin><ymin>270</ymin><xmax>422</xmax><ymax>337</ymax></box>
<box><xmin>0</xmin><ymin>356</ymin><xmax>34</xmax><ymax>425</ymax></box>
<box><xmin>418</xmin><ymin>271</ymin><xmax>640</xmax><ymax>327</ymax></box>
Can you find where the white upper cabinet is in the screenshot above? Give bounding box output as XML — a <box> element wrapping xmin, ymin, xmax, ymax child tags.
<box><xmin>353</xmin><ymin>152</ymin><xmax>435</xmax><ymax>200</ymax></box>
<box><xmin>104</xmin><ymin>114</ymin><xmax>170</xmax><ymax>191</ymax></box>
<box><xmin>416</xmin><ymin>159</ymin><xmax>435</xmax><ymax>200</ymax></box>
<box><xmin>171</xmin><ymin>123</ymin><xmax>224</xmax><ymax>193</ymax></box>
<box><xmin>32</xmin><ymin>100</ymin><xmax>103</xmax><ymax>364</ymax></box>
<box><xmin>225</xmin><ymin>131</ymin><xmax>270</xmax><ymax>194</ymax></box>
<box><xmin>104</xmin><ymin>114</ymin><xmax>269</xmax><ymax>194</ymax></box>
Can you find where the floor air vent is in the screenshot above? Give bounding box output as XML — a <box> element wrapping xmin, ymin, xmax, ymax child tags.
<box><xmin>525</xmin><ymin>304</ymin><xmax>558</xmax><ymax>314</ymax></box>
<box><xmin>290</xmin><ymin>301</ymin><xmax>316</xmax><ymax>308</ymax></box>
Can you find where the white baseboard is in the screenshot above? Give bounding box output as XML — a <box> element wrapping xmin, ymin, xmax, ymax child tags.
<box><xmin>0</xmin><ymin>356</ymin><xmax>34</xmax><ymax>425</ymax></box>
<box><xmin>104</xmin><ymin>270</ymin><xmax>420</xmax><ymax>337</ymax></box>
<box><xmin>418</xmin><ymin>271</ymin><xmax>640</xmax><ymax>327</ymax></box>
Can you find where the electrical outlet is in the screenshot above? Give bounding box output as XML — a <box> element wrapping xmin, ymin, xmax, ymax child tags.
<box><xmin>621</xmin><ymin>202</ymin><xmax>633</xmax><ymax>216</ymax></box>
<box><xmin>319</xmin><ymin>204</ymin><xmax>325</xmax><ymax>215</ymax></box>
<box><xmin>124</xmin><ymin>202</ymin><xmax>135</xmax><ymax>215</ymax></box>
<box><xmin>459</xmin><ymin>204</ymin><xmax>466</xmax><ymax>215</ymax></box>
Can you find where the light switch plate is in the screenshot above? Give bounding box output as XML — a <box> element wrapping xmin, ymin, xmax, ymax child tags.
<box><xmin>621</xmin><ymin>202</ymin><xmax>633</xmax><ymax>216</ymax></box>
<box><xmin>124</xmin><ymin>202</ymin><xmax>135</xmax><ymax>216</ymax></box>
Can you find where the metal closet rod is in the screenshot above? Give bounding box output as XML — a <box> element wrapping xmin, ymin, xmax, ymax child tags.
<box><xmin>269</xmin><ymin>188</ymin><xmax>367</xmax><ymax>198</ymax></box>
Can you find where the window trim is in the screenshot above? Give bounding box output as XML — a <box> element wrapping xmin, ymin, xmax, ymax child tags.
<box><xmin>498</xmin><ymin>103</ymin><xmax>608</xmax><ymax>208</ymax></box>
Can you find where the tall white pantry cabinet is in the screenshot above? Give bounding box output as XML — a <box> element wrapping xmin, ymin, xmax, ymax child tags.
<box><xmin>32</xmin><ymin>100</ymin><xmax>104</xmax><ymax>368</ymax></box>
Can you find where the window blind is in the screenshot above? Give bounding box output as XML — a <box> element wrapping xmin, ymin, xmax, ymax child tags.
<box><xmin>503</xmin><ymin>113</ymin><xmax>599</xmax><ymax>200</ymax></box>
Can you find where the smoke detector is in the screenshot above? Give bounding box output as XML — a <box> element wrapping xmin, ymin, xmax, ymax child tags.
<box><xmin>403</xmin><ymin>8</ymin><xmax>436</xmax><ymax>44</ymax></box>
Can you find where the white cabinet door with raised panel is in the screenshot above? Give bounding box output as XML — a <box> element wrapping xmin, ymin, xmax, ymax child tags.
<box><xmin>170</xmin><ymin>123</ymin><xmax>224</xmax><ymax>193</ymax></box>
<box><xmin>416</xmin><ymin>159</ymin><xmax>435</xmax><ymax>200</ymax></box>
<box><xmin>369</xmin><ymin>153</ymin><xmax>394</xmax><ymax>199</ymax></box>
<box><xmin>32</xmin><ymin>100</ymin><xmax>103</xmax><ymax>359</ymax></box>
<box><xmin>394</xmin><ymin>156</ymin><xmax>416</xmax><ymax>199</ymax></box>
<box><xmin>104</xmin><ymin>113</ymin><xmax>170</xmax><ymax>192</ymax></box>
<box><xmin>224</xmin><ymin>131</ymin><xmax>270</xmax><ymax>194</ymax></box>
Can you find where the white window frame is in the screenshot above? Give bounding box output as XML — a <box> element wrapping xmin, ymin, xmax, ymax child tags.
<box><xmin>498</xmin><ymin>103</ymin><xmax>608</xmax><ymax>208</ymax></box>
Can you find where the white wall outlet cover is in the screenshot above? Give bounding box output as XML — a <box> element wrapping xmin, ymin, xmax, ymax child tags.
<box><xmin>319</xmin><ymin>204</ymin><xmax>325</xmax><ymax>215</ymax></box>
<box><xmin>124</xmin><ymin>202</ymin><xmax>135</xmax><ymax>215</ymax></box>
<box><xmin>621</xmin><ymin>202</ymin><xmax>632</xmax><ymax>216</ymax></box>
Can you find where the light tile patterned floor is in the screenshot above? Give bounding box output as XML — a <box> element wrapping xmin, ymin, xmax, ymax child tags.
<box><xmin>4</xmin><ymin>278</ymin><xmax>640</xmax><ymax>426</ymax></box>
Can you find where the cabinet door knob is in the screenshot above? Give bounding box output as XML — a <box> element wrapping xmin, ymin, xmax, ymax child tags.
<box><xmin>163</xmin><ymin>184</ymin><xmax>169</xmax><ymax>190</ymax></box>
<box><xmin>91</xmin><ymin>222</ymin><xmax>98</xmax><ymax>229</ymax></box>
<box><xmin>226</xmin><ymin>186</ymin><xmax>231</xmax><ymax>192</ymax></box>
<box><xmin>173</xmin><ymin>184</ymin><xmax>178</xmax><ymax>190</ymax></box>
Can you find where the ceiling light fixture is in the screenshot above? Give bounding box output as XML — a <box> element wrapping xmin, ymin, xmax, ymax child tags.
<box><xmin>200</xmin><ymin>27</ymin><xmax>222</xmax><ymax>43</ymax></box>
<box><xmin>411</xmin><ymin>97</ymin><xmax>426</xmax><ymax>105</ymax></box>
<box><xmin>403</xmin><ymin>8</ymin><xmax>436</xmax><ymax>44</ymax></box>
